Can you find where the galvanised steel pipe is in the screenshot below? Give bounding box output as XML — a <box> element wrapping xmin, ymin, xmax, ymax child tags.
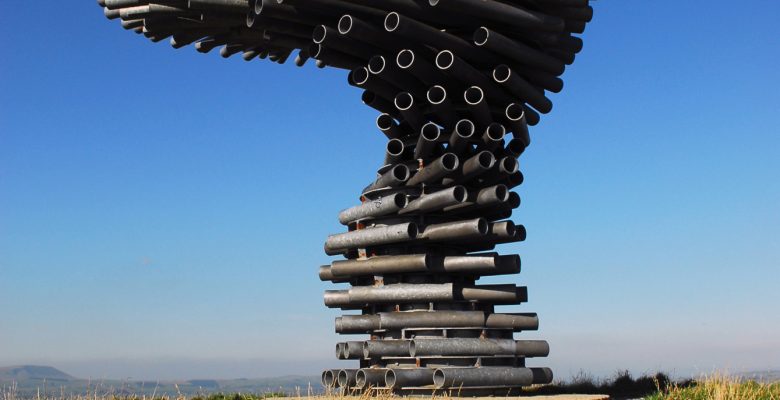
<box><xmin>410</xmin><ymin>338</ymin><xmax>549</xmax><ymax>357</ymax></box>
<box><xmin>337</xmin><ymin>369</ymin><xmax>358</xmax><ymax>388</ymax></box>
<box><xmin>405</xmin><ymin>152</ymin><xmax>459</xmax><ymax>186</ymax></box>
<box><xmin>344</xmin><ymin>341</ymin><xmax>365</xmax><ymax>359</ymax></box>
<box><xmin>356</xmin><ymin>368</ymin><xmax>389</xmax><ymax>389</ymax></box>
<box><xmin>384</xmin><ymin>138</ymin><xmax>407</xmax><ymax>165</ymax></box>
<box><xmin>338</xmin><ymin>193</ymin><xmax>408</xmax><ymax>225</ymax></box>
<box><xmin>322</xmin><ymin>369</ymin><xmax>339</xmax><ymax>388</ymax></box>
<box><xmin>335</xmin><ymin>342</ymin><xmax>346</xmax><ymax>359</ymax></box>
<box><xmin>384</xmin><ymin>12</ymin><xmax>499</xmax><ymax>67</ymax></box>
<box><xmin>327</xmin><ymin>254</ymin><xmax>429</xmax><ymax>278</ymax></box>
<box><xmin>400</xmin><ymin>186</ymin><xmax>467</xmax><ymax>214</ymax></box>
<box><xmin>493</xmin><ymin>64</ymin><xmax>553</xmax><ymax>114</ymax></box>
<box><xmin>433</xmin><ymin>367</ymin><xmax>553</xmax><ymax>389</ymax></box>
<box><xmin>363</xmin><ymin>163</ymin><xmax>411</xmax><ymax>192</ymax></box>
<box><xmin>428</xmin><ymin>0</ymin><xmax>565</xmax><ymax>32</ymax></box>
<box><xmin>414</xmin><ymin>122</ymin><xmax>441</xmax><ymax>159</ymax></box>
<box><xmin>329</xmin><ymin>283</ymin><xmax>526</xmax><ymax>307</ymax></box>
<box><xmin>426</xmin><ymin>85</ymin><xmax>459</xmax><ymax>130</ymax></box>
<box><xmin>384</xmin><ymin>368</ymin><xmax>435</xmax><ymax>389</ymax></box>
<box><xmin>485</xmin><ymin>313</ymin><xmax>539</xmax><ymax>330</ymax></box>
<box><xmin>324</xmin><ymin>221</ymin><xmax>417</xmax><ymax>255</ymax></box>
<box><xmin>419</xmin><ymin>218</ymin><xmax>488</xmax><ymax>242</ymax></box>
<box><xmin>363</xmin><ymin>340</ymin><xmax>412</xmax><ymax>358</ymax></box>
<box><xmin>376</xmin><ymin>113</ymin><xmax>406</xmax><ymax>139</ymax></box>
<box><xmin>475</xmin><ymin>27</ymin><xmax>565</xmax><ymax>76</ymax></box>
<box><xmin>444</xmin><ymin>150</ymin><xmax>495</xmax><ymax>184</ymax></box>
<box><xmin>448</xmin><ymin>119</ymin><xmax>476</xmax><ymax>154</ymax></box>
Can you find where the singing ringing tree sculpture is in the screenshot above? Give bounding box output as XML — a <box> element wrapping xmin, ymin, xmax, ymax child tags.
<box><xmin>98</xmin><ymin>0</ymin><xmax>592</xmax><ymax>394</ymax></box>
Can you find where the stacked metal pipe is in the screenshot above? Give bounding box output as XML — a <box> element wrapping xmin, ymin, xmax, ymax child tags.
<box><xmin>98</xmin><ymin>0</ymin><xmax>592</xmax><ymax>394</ymax></box>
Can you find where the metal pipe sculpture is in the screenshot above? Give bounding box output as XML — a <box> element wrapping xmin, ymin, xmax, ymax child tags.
<box><xmin>98</xmin><ymin>0</ymin><xmax>592</xmax><ymax>395</ymax></box>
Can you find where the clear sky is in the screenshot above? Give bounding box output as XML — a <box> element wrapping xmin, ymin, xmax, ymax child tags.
<box><xmin>1</xmin><ymin>0</ymin><xmax>778</xmax><ymax>382</ymax></box>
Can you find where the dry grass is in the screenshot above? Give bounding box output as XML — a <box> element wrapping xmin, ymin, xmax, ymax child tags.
<box><xmin>647</xmin><ymin>374</ymin><xmax>780</xmax><ymax>400</ymax></box>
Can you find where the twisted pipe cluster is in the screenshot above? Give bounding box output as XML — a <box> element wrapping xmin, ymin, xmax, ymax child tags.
<box><xmin>98</xmin><ymin>0</ymin><xmax>592</xmax><ymax>394</ymax></box>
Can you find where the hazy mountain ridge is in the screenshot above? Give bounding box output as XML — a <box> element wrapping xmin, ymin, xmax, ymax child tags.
<box><xmin>0</xmin><ymin>366</ymin><xmax>75</xmax><ymax>382</ymax></box>
<box><xmin>0</xmin><ymin>366</ymin><xmax>320</xmax><ymax>397</ymax></box>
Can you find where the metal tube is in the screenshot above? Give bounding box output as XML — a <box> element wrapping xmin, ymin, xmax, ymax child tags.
<box><xmin>363</xmin><ymin>163</ymin><xmax>411</xmax><ymax>193</ymax></box>
<box><xmin>376</xmin><ymin>113</ymin><xmax>406</xmax><ymax>139</ymax></box>
<box><xmin>344</xmin><ymin>341</ymin><xmax>365</xmax><ymax>359</ymax></box>
<box><xmin>433</xmin><ymin>367</ymin><xmax>552</xmax><ymax>388</ymax></box>
<box><xmin>337</xmin><ymin>369</ymin><xmax>358</xmax><ymax>388</ymax></box>
<box><xmin>493</xmin><ymin>64</ymin><xmax>553</xmax><ymax>114</ymax></box>
<box><xmin>385</xmin><ymin>368</ymin><xmax>435</xmax><ymax>389</ymax></box>
<box><xmin>458</xmin><ymin>284</ymin><xmax>525</xmax><ymax>303</ymax></box>
<box><xmin>393</xmin><ymin>92</ymin><xmax>426</xmax><ymax>131</ymax></box>
<box><xmin>482</xmin><ymin>122</ymin><xmax>506</xmax><ymax>150</ymax></box>
<box><xmin>349</xmin><ymin>283</ymin><xmax>454</xmax><ymax>304</ymax></box>
<box><xmin>324</xmin><ymin>222</ymin><xmax>418</xmax><ymax>255</ymax></box>
<box><xmin>426</xmin><ymin>85</ymin><xmax>459</xmax><ymax>130</ymax></box>
<box><xmin>504</xmin><ymin>103</ymin><xmax>531</xmax><ymax>146</ymax></box>
<box><xmin>475</xmin><ymin>27</ymin><xmax>565</xmax><ymax>76</ymax></box>
<box><xmin>335</xmin><ymin>342</ymin><xmax>345</xmax><ymax>359</ymax></box>
<box><xmin>420</xmin><ymin>218</ymin><xmax>488</xmax><ymax>241</ymax></box>
<box><xmin>322</xmin><ymin>369</ymin><xmax>339</xmax><ymax>387</ymax></box>
<box><xmin>401</xmin><ymin>186</ymin><xmax>467</xmax><ymax>214</ymax></box>
<box><xmin>331</xmin><ymin>254</ymin><xmax>431</xmax><ymax>276</ymax></box>
<box><xmin>410</xmin><ymin>338</ymin><xmax>549</xmax><ymax>357</ymax></box>
<box><xmin>356</xmin><ymin>368</ymin><xmax>388</xmax><ymax>389</ymax></box>
<box><xmin>414</xmin><ymin>122</ymin><xmax>441</xmax><ymax>159</ymax></box>
<box><xmin>363</xmin><ymin>340</ymin><xmax>412</xmax><ymax>358</ymax></box>
<box><xmin>464</xmin><ymin>86</ymin><xmax>492</xmax><ymax>128</ymax></box>
<box><xmin>449</xmin><ymin>119</ymin><xmax>475</xmax><ymax>154</ymax></box>
<box><xmin>384</xmin><ymin>138</ymin><xmax>407</xmax><ymax>165</ymax></box>
<box><xmin>406</xmin><ymin>152</ymin><xmax>459</xmax><ymax>186</ymax></box>
<box><xmin>485</xmin><ymin>313</ymin><xmax>539</xmax><ymax>331</ymax></box>
<box><xmin>444</xmin><ymin>150</ymin><xmax>495</xmax><ymax>184</ymax></box>
<box><xmin>338</xmin><ymin>193</ymin><xmax>408</xmax><ymax>225</ymax></box>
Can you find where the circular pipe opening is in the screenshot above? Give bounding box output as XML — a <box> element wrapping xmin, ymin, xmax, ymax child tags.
<box><xmin>253</xmin><ymin>0</ymin><xmax>263</xmax><ymax>14</ymax></box>
<box><xmin>355</xmin><ymin>370</ymin><xmax>367</xmax><ymax>388</ymax></box>
<box><xmin>473</xmin><ymin>26</ymin><xmax>489</xmax><ymax>46</ymax></box>
<box><xmin>393</xmin><ymin>192</ymin><xmax>409</xmax><ymax>208</ymax></box>
<box><xmin>504</xmin><ymin>220</ymin><xmax>517</xmax><ymax>236</ymax></box>
<box><xmin>368</xmin><ymin>55</ymin><xmax>385</xmax><ymax>74</ymax></box>
<box><xmin>384</xmin><ymin>12</ymin><xmax>400</xmax><ymax>32</ymax></box>
<box><xmin>393</xmin><ymin>164</ymin><xmax>411</xmax><ymax>181</ymax></box>
<box><xmin>453</xmin><ymin>185</ymin><xmax>467</xmax><ymax>202</ymax></box>
<box><xmin>502</xmin><ymin>157</ymin><xmax>519</xmax><ymax>174</ymax></box>
<box><xmin>407</xmin><ymin>222</ymin><xmax>419</xmax><ymax>238</ymax></box>
<box><xmin>464</xmin><ymin>86</ymin><xmax>484</xmax><ymax>105</ymax></box>
<box><xmin>441</xmin><ymin>153</ymin><xmax>459</xmax><ymax>171</ymax></box>
<box><xmin>394</xmin><ymin>92</ymin><xmax>413</xmax><ymax>110</ymax></box>
<box><xmin>435</xmin><ymin>50</ymin><xmax>454</xmax><ymax>70</ymax></box>
<box><xmin>433</xmin><ymin>369</ymin><xmax>445</xmax><ymax>388</ymax></box>
<box><xmin>477</xmin><ymin>218</ymin><xmax>489</xmax><ymax>235</ymax></box>
<box><xmin>396</xmin><ymin>49</ymin><xmax>414</xmax><ymax>69</ymax></box>
<box><xmin>312</xmin><ymin>25</ymin><xmax>327</xmax><ymax>44</ymax></box>
<box><xmin>322</xmin><ymin>370</ymin><xmax>334</xmax><ymax>387</ymax></box>
<box><xmin>421</xmin><ymin>122</ymin><xmax>440</xmax><ymax>141</ymax></box>
<box><xmin>455</xmin><ymin>119</ymin><xmax>475</xmax><ymax>137</ymax></box>
<box><xmin>506</xmin><ymin>103</ymin><xmax>525</xmax><ymax>121</ymax></box>
<box><xmin>337</xmin><ymin>15</ymin><xmax>353</xmax><ymax>34</ymax></box>
<box><xmin>486</xmin><ymin>123</ymin><xmax>505</xmax><ymax>140</ymax></box>
<box><xmin>376</xmin><ymin>113</ymin><xmax>394</xmax><ymax>131</ymax></box>
<box><xmin>245</xmin><ymin>12</ymin><xmax>256</xmax><ymax>28</ymax></box>
<box><xmin>429</xmin><ymin>0</ymin><xmax>440</xmax><ymax>5</ymax></box>
<box><xmin>361</xmin><ymin>91</ymin><xmax>376</xmax><ymax>104</ymax></box>
<box><xmin>408</xmin><ymin>340</ymin><xmax>417</xmax><ymax>357</ymax></box>
<box><xmin>362</xmin><ymin>342</ymin><xmax>371</xmax><ymax>359</ymax></box>
<box><xmin>495</xmin><ymin>185</ymin><xmax>508</xmax><ymax>202</ymax></box>
<box><xmin>427</xmin><ymin>85</ymin><xmax>446</xmax><ymax>104</ymax></box>
<box><xmin>335</xmin><ymin>343</ymin><xmax>343</xmax><ymax>359</ymax></box>
<box><xmin>352</xmin><ymin>67</ymin><xmax>369</xmax><ymax>85</ymax></box>
<box><xmin>493</xmin><ymin>64</ymin><xmax>511</xmax><ymax>83</ymax></box>
<box><xmin>516</xmin><ymin>224</ymin><xmax>527</xmax><ymax>241</ymax></box>
<box><xmin>477</xmin><ymin>151</ymin><xmax>496</xmax><ymax>168</ymax></box>
<box><xmin>384</xmin><ymin>370</ymin><xmax>396</xmax><ymax>388</ymax></box>
<box><xmin>387</xmin><ymin>138</ymin><xmax>404</xmax><ymax>156</ymax></box>
<box><xmin>337</xmin><ymin>370</ymin><xmax>349</xmax><ymax>387</ymax></box>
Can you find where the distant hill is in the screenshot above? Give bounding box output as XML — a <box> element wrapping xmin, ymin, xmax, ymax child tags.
<box><xmin>0</xmin><ymin>366</ymin><xmax>75</xmax><ymax>382</ymax></box>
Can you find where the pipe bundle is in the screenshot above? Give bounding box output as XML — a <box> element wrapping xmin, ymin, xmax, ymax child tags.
<box><xmin>98</xmin><ymin>0</ymin><xmax>593</xmax><ymax>394</ymax></box>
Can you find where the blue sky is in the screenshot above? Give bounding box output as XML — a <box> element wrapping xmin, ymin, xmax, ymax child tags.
<box><xmin>1</xmin><ymin>0</ymin><xmax>778</xmax><ymax>381</ymax></box>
